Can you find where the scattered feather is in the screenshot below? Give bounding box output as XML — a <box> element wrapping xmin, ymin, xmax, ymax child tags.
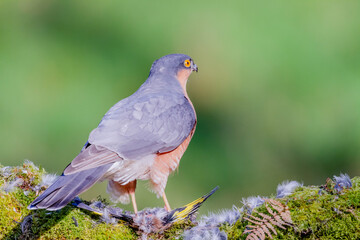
<box><xmin>132</xmin><ymin>207</ymin><xmax>168</xmax><ymax>234</ymax></box>
<box><xmin>101</xmin><ymin>208</ymin><xmax>117</xmax><ymax>224</ymax></box>
<box><xmin>23</xmin><ymin>160</ymin><xmax>39</xmax><ymax>171</ymax></box>
<box><xmin>2</xmin><ymin>178</ymin><xmax>24</xmax><ymax>193</ymax></box>
<box><xmin>23</xmin><ymin>190</ymin><xmax>31</xmax><ymax>196</ymax></box>
<box><xmin>32</xmin><ymin>173</ymin><xmax>58</xmax><ymax>193</ymax></box>
<box><xmin>202</xmin><ymin>206</ymin><xmax>241</xmax><ymax>226</ymax></box>
<box><xmin>183</xmin><ymin>206</ymin><xmax>240</xmax><ymax>240</ymax></box>
<box><xmin>40</xmin><ymin>173</ymin><xmax>58</xmax><ymax>186</ymax></box>
<box><xmin>0</xmin><ymin>166</ymin><xmax>12</xmax><ymax>177</ymax></box>
<box><xmin>90</xmin><ymin>201</ymin><xmax>106</xmax><ymax>209</ymax></box>
<box><xmin>333</xmin><ymin>173</ymin><xmax>352</xmax><ymax>192</ymax></box>
<box><xmin>276</xmin><ymin>180</ymin><xmax>302</xmax><ymax>198</ymax></box>
<box><xmin>72</xmin><ymin>216</ymin><xmax>78</xmax><ymax>227</ymax></box>
<box><xmin>21</xmin><ymin>215</ymin><xmax>33</xmax><ymax>234</ymax></box>
<box><xmin>241</xmin><ymin>196</ymin><xmax>265</xmax><ymax>214</ymax></box>
<box><xmin>183</xmin><ymin>226</ymin><xmax>227</xmax><ymax>240</ymax></box>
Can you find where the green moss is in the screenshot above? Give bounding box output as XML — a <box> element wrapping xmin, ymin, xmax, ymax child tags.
<box><xmin>227</xmin><ymin>178</ymin><xmax>360</xmax><ymax>239</ymax></box>
<box><xmin>0</xmin><ymin>162</ymin><xmax>137</xmax><ymax>240</ymax></box>
<box><xmin>29</xmin><ymin>207</ymin><xmax>135</xmax><ymax>239</ymax></box>
<box><xmin>0</xmin><ymin>162</ymin><xmax>42</xmax><ymax>239</ymax></box>
<box><xmin>286</xmin><ymin>177</ymin><xmax>360</xmax><ymax>239</ymax></box>
<box><xmin>162</xmin><ymin>220</ymin><xmax>195</xmax><ymax>239</ymax></box>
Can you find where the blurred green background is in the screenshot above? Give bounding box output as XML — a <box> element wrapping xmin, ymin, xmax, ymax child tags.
<box><xmin>1</xmin><ymin>0</ymin><xmax>360</xmax><ymax>214</ymax></box>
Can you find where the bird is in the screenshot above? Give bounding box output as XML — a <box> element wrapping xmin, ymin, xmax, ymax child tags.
<box><xmin>73</xmin><ymin>187</ymin><xmax>219</xmax><ymax>232</ymax></box>
<box><xmin>28</xmin><ymin>54</ymin><xmax>198</xmax><ymax>214</ymax></box>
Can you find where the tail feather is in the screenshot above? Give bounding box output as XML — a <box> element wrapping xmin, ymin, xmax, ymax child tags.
<box><xmin>28</xmin><ymin>163</ymin><xmax>113</xmax><ymax>211</ymax></box>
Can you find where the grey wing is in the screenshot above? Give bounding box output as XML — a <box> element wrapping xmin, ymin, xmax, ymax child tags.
<box><xmin>88</xmin><ymin>93</ymin><xmax>196</xmax><ymax>160</ymax></box>
<box><xmin>64</xmin><ymin>144</ymin><xmax>121</xmax><ymax>175</ymax></box>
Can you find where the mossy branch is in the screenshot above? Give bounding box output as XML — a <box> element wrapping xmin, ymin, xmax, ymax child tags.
<box><xmin>1</xmin><ymin>162</ymin><xmax>360</xmax><ymax>239</ymax></box>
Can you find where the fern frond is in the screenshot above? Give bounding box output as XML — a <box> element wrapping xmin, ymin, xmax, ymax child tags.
<box><xmin>243</xmin><ymin>199</ymin><xmax>293</xmax><ymax>240</ymax></box>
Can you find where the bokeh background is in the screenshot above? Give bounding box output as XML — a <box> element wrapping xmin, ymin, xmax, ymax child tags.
<box><xmin>1</xmin><ymin>0</ymin><xmax>360</xmax><ymax>214</ymax></box>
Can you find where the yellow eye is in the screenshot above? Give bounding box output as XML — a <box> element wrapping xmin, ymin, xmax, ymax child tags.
<box><xmin>184</xmin><ymin>59</ymin><xmax>191</xmax><ymax>68</ymax></box>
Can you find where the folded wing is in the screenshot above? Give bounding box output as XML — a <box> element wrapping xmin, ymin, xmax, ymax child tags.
<box><xmin>89</xmin><ymin>93</ymin><xmax>196</xmax><ymax>161</ymax></box>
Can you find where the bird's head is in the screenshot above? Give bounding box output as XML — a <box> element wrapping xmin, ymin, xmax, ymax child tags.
<box><xmin>148</xmin><ymin>54</ymin><xmax>198</xmax><ymax>91</ymax></box>
<box><xmin>150</xmin><ymin>54</ymin><xmax>198</xmax><ymax>75</ymax></box>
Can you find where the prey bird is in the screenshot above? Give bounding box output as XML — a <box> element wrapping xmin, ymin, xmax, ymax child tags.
<box><xmin>28</xmin><ymin>54</ymin><xmax>198</xmax><ymax>213</ymax></box>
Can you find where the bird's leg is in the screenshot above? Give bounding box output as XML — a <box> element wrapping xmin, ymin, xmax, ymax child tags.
<box><xmin>162</xmin><ymin>192</ymin><xmax>171</xmax><ymax>212</ymax></box>
<box><xmin>130</xmin><ymin>191</ymin><xmax>138</xmax><ymax>214</ymax></box>
<box><xmin>126</xmin><ymin>180</ymin><xmax>138</xmax><ymax>214</ymax></box>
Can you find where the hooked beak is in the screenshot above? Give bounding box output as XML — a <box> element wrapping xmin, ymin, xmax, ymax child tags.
<box><xmin>191</xmin><ymin>63</ymin><xmax>198</xmax><ymax>72</ymax></box>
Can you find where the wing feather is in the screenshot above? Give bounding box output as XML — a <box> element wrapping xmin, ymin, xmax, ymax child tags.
<box><xmin>63</xmin><ymin>144</ymin><xmax>121</xmax><ymax>175</ymax></box>
<box><xmin>89</xmin><ymin>92</ymin><xmax>196</xmax><ymax>160</ymax></box>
